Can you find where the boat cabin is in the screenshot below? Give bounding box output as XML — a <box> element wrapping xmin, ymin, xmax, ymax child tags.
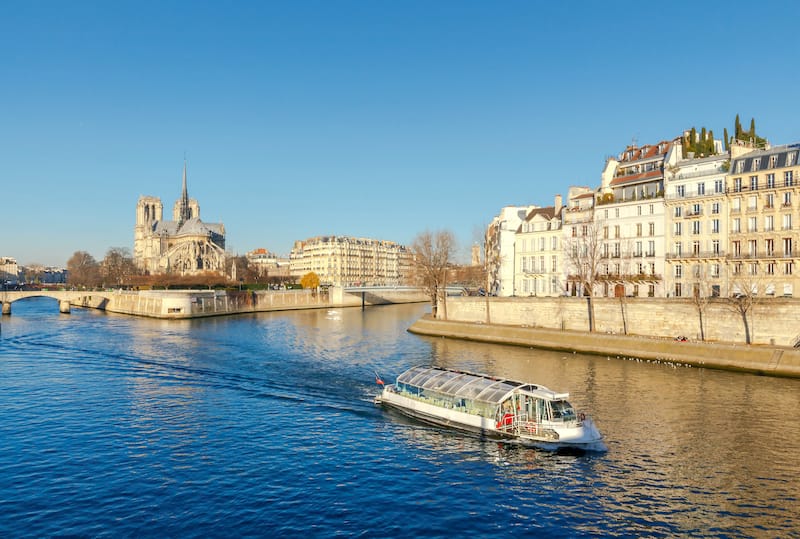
<box><xmin>393</xmin><ymin>366</ymin><xmax>579</xmax><ymax>429</ymax></box>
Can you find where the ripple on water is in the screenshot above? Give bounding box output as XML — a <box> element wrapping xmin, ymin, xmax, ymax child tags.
<box><xmin>1</xmin><ymin>300</ymin><xmax>799</xmax><ymax>537</ymax></box>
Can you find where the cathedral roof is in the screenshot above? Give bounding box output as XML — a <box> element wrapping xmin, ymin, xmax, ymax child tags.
<box><xmin>152</xmin><ymin>218</ymin><xmax>224</xmax><ymax>237</ymax></box>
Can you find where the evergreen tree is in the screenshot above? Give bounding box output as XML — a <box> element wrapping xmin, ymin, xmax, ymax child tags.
<box><xmin>749</xmin><ymin>118</ymin><xmax>756</xmax><ymax>141</ymax></box>
<box><xmin>724</xmin><ymin>127</ymin><xmax>730</xmax><ymax>151</ymax></box>
<box><xmin>708</xmin><ymin>130</ymin><xmax>715</xmax><ymax>154</ymax></box>
<box><xmin>735</xmin><ymin>114</ymin><xmax>742</xmax><ymax>139</ymax></box>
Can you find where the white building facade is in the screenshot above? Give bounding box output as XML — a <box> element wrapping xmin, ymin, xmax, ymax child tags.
<box><xmin>289</xmin><ymin>235</ymin><xmax>409</xmax><ymax>287</ymax></box>
<box><xmin>486</xmin><ymin>205</ymin><xmax>537</xmax><ymax>296</ymax></box>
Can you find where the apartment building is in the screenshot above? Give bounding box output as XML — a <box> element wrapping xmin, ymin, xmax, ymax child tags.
<box><xmin>664</xmin><ymin>152</ymin><xmax>731</xmax><ymax>297</ymax></box>
<box><xmin>561</xmin><ymin>187</ymin><xmax>595</xmax><ymax>296</ymax></box>
<box><xmin>1</xmin><ymin>257</ymin><xmax>19</xmax><ymax>285</ymax></box>
<box><xmin>594</xmin><ymin>141</ymin><xmax>673</xmax><ymax>297</ymax></box>
<box><xmin>486</xmin><ymin>205</ymin><xmax>537</xmax><ymax>296</ymax></box>
<box><xmin>289</xmin><ymin>235</ymin><xmax>409</xmax><ymax>287</ymax></box>
<box><xmin>514</xmin><ymin>195</ymin><xmax>564</xmax><ymax>296</ymax></box>
<box><xmin>246</xmin><ymin>248</ymin><xmax>291</xmax><ymax>279</ymax></box>
<box><xmin>727</xmin><ymin>144</ymin><xmax>800</xmax><ymax>297</ymax></box>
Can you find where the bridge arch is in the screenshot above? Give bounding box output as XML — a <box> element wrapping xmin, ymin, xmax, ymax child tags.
<box><xmin>1</xmin><ymin>290</ymin><xmax>115</xmax><ymax>315</ymax></box>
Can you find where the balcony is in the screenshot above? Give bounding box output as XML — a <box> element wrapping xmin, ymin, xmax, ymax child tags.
<box><xmin>727</xmin><ymin>251</ymin><xmax>793</xmax><ymax>260</ymax></box>
<box><xmin>666</xmin><ymin>251</ymin><xmax>726</xmax><ymax>260</ymax></box>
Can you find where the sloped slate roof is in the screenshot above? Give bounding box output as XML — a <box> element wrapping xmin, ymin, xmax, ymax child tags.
<box><xmin>151</xmin><ymin>218</ymin><xmax>224</xmax><ymax>236</ymax></box>
<box><xmin>730</xmin><ymin>144</ymin><xmax>800</xmax><ymax>174</ymax></box>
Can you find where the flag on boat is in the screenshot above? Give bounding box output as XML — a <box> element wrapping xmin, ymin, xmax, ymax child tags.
<box><xmin>374</xmin><ymin>371</ymin><xmax>385</xmax><ymax>386</ymax></box>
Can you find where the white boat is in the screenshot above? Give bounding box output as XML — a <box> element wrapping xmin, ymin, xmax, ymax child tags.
<box><xmin>375</xmin><ymin>365</ymin><xmax>606</xmax><ymax>452</ymax></box>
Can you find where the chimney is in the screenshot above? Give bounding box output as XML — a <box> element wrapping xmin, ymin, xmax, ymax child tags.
<box><xmin>554</xmin><ymin>194</ymin><xmax>563</xmax><ymax>215</ymax></box>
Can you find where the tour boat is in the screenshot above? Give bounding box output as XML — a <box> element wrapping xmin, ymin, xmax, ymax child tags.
<box><xmin>375</xmin><ymin>365</ymin><xmax>606</xmax><ymax>452</ymax></box>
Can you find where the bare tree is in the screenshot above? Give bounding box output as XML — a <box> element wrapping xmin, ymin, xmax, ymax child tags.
<box><xmin>67</xmin><ymin>251</ymin><xmax>101</xmax><ymax>288</ymax></box>
<box><xmin>101</xmin><ymin>247</ymin><xmax>137</xmax><ymax>286</ymax></box>
<box><xmin>686</xmin><ymin>262</ymin><xmax>716</xmax><ymax>341</ymax></box>
<box><xmin>725</xmin><ymin>262</ymin><xmax>767</xmax><ymax>344</ymax></box>
<box><xmin>563</xmin><ymin>219</ymin><xmax>607</xmax><ymax>332</ymax></box>
<box><xmin>411</xmin><ymin>230</ymin><xmax>456</xmax><ymax>318</ymax></box>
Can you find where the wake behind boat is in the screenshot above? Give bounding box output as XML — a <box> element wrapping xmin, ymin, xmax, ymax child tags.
<box><xmin>375</xmin><ymin>365</ymin><xmax>606</xmax><ymax>452</ymax></box>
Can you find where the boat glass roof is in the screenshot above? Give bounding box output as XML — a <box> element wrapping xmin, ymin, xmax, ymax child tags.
<box><xmin>396</xmin><ymin>366</ymin><xmax>530</xmax><ymax>405</ymax></box>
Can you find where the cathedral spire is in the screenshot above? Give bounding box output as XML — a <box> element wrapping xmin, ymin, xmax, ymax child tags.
<box><xmin>179</xmin><ymin>159</ymin><xmax>191</xmax><ymax>224</ymax></box>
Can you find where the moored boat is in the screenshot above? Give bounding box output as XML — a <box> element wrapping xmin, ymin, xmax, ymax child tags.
<box><xmin>375</xmin><ymin>365</ymin><xmax>606</xmax><ymax>452</ymax></box>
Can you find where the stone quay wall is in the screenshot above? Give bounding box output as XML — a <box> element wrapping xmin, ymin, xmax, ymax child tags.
<box><xmin>75</xmin><ymin>287</ymin><xmax>428</xmax><ymax>319</ymax></box>
<box><xmin>409</xmin><ymin>316</ymin><xmax>800</xmax><ymax>379</ymax></box>
<box><xmin>438</xmin><ymin>296</ymin><xmax>800</xmax><ymax>347</ymax></box>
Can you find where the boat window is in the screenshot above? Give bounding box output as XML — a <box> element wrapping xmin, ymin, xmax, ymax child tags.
<box><xmin>550</xmin><ymin>400</ymin><xmax>576</xmax><ymax>422</ymax></box>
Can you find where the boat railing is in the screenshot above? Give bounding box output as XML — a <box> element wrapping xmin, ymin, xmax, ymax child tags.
<box><xmin>496</xmin><ymin>412</ymin><xmax>539</xmax><ymax>436</ymax></box>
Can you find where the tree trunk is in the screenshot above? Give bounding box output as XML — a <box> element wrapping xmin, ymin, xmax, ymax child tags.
<box><xmin>698</xmin><ymin>309</ymin><xmax>706</xmax><ymax>341</ymax></box>
<box><xmin>741</xmin><ymin>310</ymin><xmax>751</xmax><ymax>344</ymax></box>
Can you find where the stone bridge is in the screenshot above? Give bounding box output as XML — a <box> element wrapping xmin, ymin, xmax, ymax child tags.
<box><xmin>0</xmin><ymin>290</ymin><xmax>115</xmax><ymax>315</ymax></box>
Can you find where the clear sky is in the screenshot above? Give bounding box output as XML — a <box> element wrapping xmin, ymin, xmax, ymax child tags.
<box><xmin>3</xmin><ymin>1</ymin><xmax>800</xmax><ymax>267</ymax></box>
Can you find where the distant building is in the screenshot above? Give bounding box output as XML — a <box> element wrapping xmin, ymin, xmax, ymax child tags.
<box><xmin>289</xmin><ymin>235</ymin><xmax>409</xmax><ymax>286</ymax></box>
<box><xmin>1</xmin><ymin>257</ymin><xmax>19</xmax><ymax>285</ymax></box>
<box><xmin>134</xmin><ymin>162</ymin><xmax>226</xmax><ymax>275</ymax></box>
<box><xmin>471</xmin><ymin>243</ymin><xmax>481</xmax><ymax>267</ymax></box>
<box><xmin>246</xmin><ymin>248</ymin><xmax>291</xmax><ymax>279</ymax></box>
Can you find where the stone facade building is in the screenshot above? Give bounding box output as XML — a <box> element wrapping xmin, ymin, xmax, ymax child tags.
<box><xmin>289</xmin><ymin>235</ymin><xmax>409</xmax><ymax>287</ymax></box>
<box><xmin>487</xmin><ymin>130</ymin><xmax>800</xmax><ymax>301</ymax></box>
<box><xmin>134</xmin><ymin>163</ymin><xmax>226</xmax><ymax>275</ymax></box>
<box><xmin>514</xmin><ymin>195</ymin><xmax>564</xmax><ymax>296</ymax></box>
<box><xmin>726</xmin><ymin>143</ymin><xmax>800</xmax><ymax>297</ymax></box>
<box><xmin>1</xmin><ymin>257</ymin><xmax>19</xmax><ymax>285</ymax></box>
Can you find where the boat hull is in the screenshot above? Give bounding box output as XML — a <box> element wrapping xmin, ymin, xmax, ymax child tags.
<box><xmin>377</xmin><ymin>388</ymin><xmax>606</xmax><ymax>452</ymax></box>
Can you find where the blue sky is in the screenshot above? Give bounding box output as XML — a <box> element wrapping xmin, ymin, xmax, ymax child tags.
<box><xmin>3</xmin><ymin>1</ymin><xmax>799</xmax><ymax>266</ymax></box>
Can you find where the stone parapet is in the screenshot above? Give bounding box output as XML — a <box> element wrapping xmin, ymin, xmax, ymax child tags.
<box><xmin>439</xmin><ymin>296</ymin><xmax>800</xmax><ymax>346</ymax></box>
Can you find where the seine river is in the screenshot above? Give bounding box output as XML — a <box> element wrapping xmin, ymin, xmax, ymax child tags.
<box><xmin>1</xmin><ymin>298</ymin><xmax>799</xmax><ymax>538</ymax></box>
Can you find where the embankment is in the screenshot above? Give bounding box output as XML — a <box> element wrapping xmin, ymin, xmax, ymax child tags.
<box><xmin>408</xmin><ymin>316</ymin><xmax>800</xmax><ymax>379</ymax></box>
<box><xmin>75</xmin><ymin>287</ymin><xmax>428</xmax><ymax>319</ymax></box>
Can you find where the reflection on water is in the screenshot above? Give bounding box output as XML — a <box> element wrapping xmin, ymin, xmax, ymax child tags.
<box><xmin>421</xmin><ymin>332</ymin><xmax>800</xmax><ymax>537</ymax></box>
<box><xmin>2</xmin><ymin>298</ymin><xmax>799</xmax><ymax>537</ymax></box>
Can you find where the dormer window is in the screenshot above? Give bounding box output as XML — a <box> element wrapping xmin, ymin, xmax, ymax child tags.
<box><xmin>769</xmin><ymin>155</ymin><xmax>778</xmax><ymax>168</ymax></box>
<box><xmin>752</xmin><ymin>158</ymin><xmax>760</xmax><ymax>171</ymax></box>
<box><xmin>787</xmin><ymin>152</ymin><xmax>797</xmax><ymax>167</ymax></box>
<box><xmin>736</xmin><ymin>160</ymin><xmax>745</xmax><ymax>173</ymax></box>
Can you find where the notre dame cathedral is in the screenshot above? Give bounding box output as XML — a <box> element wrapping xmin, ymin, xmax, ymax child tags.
<box><xmin>134</xmin><ymin>162</ymin><xmax>226</xmax><ymax>275</ymax></box>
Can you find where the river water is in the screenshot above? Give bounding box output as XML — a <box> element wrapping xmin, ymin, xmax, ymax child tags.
<box><xmin>1</xmin><ymin>298</ymin><xmax>798</xmax><ymax>538</ymax></box>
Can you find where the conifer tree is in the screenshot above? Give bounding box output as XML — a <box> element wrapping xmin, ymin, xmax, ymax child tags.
<box><xmin>735</xmin><ymin>114</ymin><xmax>742</xmax><ymax>139</ymax></box>
<box><xmin>708</xmin><ymin>130</ymin><xmax>715</xmax><ymax>154</ymax></box>
<box><xmin>749</xmin><ymin>118</ymin><xmax>756</xmax><ymax>141</ymax></box>
<box><xmin>700</xmin><ymin>127</ymin><xmax>707</xmax><ymax>154</ymax></box>
<box><xmin>724</xmin><ymin>128</ymin><xmax>730</xmax><ymax>151</ymax></box>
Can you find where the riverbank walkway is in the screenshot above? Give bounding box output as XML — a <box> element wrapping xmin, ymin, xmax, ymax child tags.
<box><xmin>408</xmin><ymin>316</ymin><xmax>800</xmax><ymax>379</ymax></box>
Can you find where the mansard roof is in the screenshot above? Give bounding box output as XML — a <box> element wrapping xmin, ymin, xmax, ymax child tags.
<box><xmin>524</xmin><ymin>205</ymin><xmax>558</xmax><ymax>221</ymax></box>
<box><xmin>610</xmin><ymin>168</ymin><xmax>663</xmax><ymax>187</ymax></box>
<box><xmin>730</xmin><ymin>143</ymin><xmax>800</xmax><ymax>174</ymax></box>
<box><xmin>617</xmin><ymin>140</ymin><xmax>672</xmax><ymax>163</ymax></box>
